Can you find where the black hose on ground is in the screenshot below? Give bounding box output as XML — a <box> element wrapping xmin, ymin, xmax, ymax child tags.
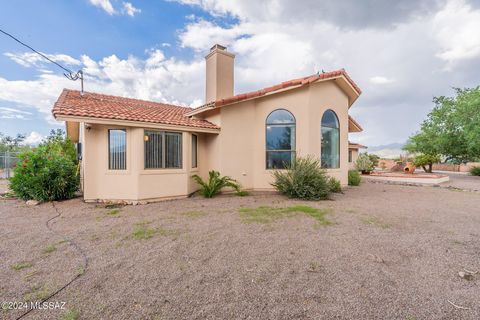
<box><xmin>16</xmin><ymin>202</ymin><xmax>89</xmax><ymax>320</ymax></box>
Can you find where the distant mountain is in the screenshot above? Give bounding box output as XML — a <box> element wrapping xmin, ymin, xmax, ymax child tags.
<box><xmin>366</xmin><ymin>142</ymin><xmax>406</xmax><ymax>159</ymax></box>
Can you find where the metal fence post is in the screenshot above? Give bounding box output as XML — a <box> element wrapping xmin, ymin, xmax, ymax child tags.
<box><xmin>6</xmin><ymin>150</ymin><xmax>9</xmax><ymax>179</ymax></box>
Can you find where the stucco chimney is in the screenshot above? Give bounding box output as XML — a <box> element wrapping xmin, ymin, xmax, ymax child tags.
<box><xmin>205</xmin><ymin>44</ymin><xmax>235</xmax><ymax>102</ymax></box>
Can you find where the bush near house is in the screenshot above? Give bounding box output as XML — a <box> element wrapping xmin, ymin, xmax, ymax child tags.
<box><xmin>9</xmin><ymin>131</ymin><xmax>79</xmax><ymax>201</ymax></box>
<box><xmin>470</xmin><ymin>166</ymin><xmax>480</xmax><ymax>176</ymax></box>
<box><xmin>348</xmin><ymin>170</ymin><xmax>361</xmax><ymax>186</ymax></box>
<box><xmin>366</xmin><ymin>153</ymin><xmax>380</xmax><ymax>168</ymax></box>
<box><xmin>412</xmin><ymin>154</ymin><xmax>440</xmax><ymax>173</ymax></box>
<box><xmin>192</xmin><ymin>170</ymin><xmax>241</xmax><ymax>198</ymax></box>
<box><xmin>355</xmin><ymin>154</ymin><xmax>374</xmax><ymax>173</ymax></box>
<box><xmin>328</xmin><ymin>178</ymin><xmax>342</xmax><ymax>193</ymax></box>
<box><xmin>271</xmin><ymin>155</ymin><xmax>335</xmax><ymax>200</ymax></box>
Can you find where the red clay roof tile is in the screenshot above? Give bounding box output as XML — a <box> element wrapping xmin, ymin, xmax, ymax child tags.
<box><xmin>52</xmin><ymin>89</ymin><xmax>219</xmax><ymax>130</ymax></box>
<box><xmin>53</xmin><ymin>69</ymin><xmax>361</xmax><ymax>129</ymax></box>
<box><xmin>205</xmin><ymin>69</ymin><xmax>361</xmax><ymax>109</ymax></box>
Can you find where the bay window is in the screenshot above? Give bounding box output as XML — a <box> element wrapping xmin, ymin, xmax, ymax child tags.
<box><xmin>144</xmin><ymin>130</ymin><xmax>182</xmax><ymax>169</ymax></box>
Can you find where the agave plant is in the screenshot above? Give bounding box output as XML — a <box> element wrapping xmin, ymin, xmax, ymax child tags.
<box><xmin>192</xmin><ymin>170</ymin><xmax>241</xmax><ymax>198</ymax></box>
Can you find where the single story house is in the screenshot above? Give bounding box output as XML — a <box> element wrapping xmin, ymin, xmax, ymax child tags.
<box><xmin>52</xmin><ymin>44</ymin><xmax>363</xmax><ymax>202</ymax></box>
<box><xmin>348</xmin><ymin>142</ymin><xmax>368</xmax><ymax>169</ymax></box>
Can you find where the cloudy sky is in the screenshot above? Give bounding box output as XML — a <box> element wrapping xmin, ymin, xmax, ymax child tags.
<box><xmin>0</xmin><ymin>0</ymin><xmax>479</xmax><ymax>146</ymax></box>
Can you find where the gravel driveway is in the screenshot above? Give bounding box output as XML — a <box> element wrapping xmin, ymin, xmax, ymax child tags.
<box><xmin>1</xmin><ymin>181</ymin><xmax>479</xmax><ymax>319</ymax></box>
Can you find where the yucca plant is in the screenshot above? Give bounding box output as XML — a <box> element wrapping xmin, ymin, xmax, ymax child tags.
<box><xmin>192</xmin><ymin>170</ymin><xmax>241</xmax><ymax>198</ymax></box>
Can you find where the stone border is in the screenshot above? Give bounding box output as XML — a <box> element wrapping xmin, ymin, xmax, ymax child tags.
<box><xmin>363</xmin><ymin>174</ymin><xmax>450</xmax><ymax>185</ymax></box>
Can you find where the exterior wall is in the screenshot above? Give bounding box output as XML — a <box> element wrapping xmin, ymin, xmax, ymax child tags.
<box><xmin>202</xmin><ymin>80</ymin><xmax>351</xmax><ymax>187</ymax></box>
<box><xmin>348</xmin><ymin>149</ymin><xmax>359</xmax><ymax>170</ymax></box>
<box><xmin>79</xmin><ymin>80</ymin><xmax>354</xmax><ymax>201</ymax></box>
<box><xmin>82</xmin><ymin>124</ymin><xmax>206</xmax><ymax>201</ymax></box>
<box><xmin>432</xmin><ymin>162</ymin><xmax>480</xmax><ymax>172</ymax></box>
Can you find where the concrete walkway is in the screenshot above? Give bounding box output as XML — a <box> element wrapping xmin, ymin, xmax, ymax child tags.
<box><xmin>443</xmin><ymin>173</ymin><xmax>480</xmax><ymax>191</ymax></box>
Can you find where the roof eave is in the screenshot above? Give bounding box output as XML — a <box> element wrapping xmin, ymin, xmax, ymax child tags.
<box><xmin>54</xmin><ymin>114</ymin><xmax>221</xmax><ymax>134</ymax></box>
<box><xmin>348</xmin><ymin>116</ymin><xmax>363</xmax><ymax>132</ymax></box>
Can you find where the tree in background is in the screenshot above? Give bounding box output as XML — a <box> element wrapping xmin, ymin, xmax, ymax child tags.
<box><xmin>404</xmin><ymin>87</ymin><xmax>480</xmax><ymax>164</ymax></box>
<box><xmin>0</xmin><ymin>132</ymin><xmax>26</xmax><ymax>152</ymax></box>
<box><xmin>412</xmin><ymin>154</ymin><xmax>440</xmax><ymax>173</ymax></box>
<box><xmin>366</xmin><ymin>153</ymin><xmax>380</xmax><ymax>168</ymax></box>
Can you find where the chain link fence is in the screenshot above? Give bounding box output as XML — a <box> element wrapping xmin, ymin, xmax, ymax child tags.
<box><xmin>0</xmin><ymin>151</ymin><xmax>19</xmax><ymax>179</ymax></box>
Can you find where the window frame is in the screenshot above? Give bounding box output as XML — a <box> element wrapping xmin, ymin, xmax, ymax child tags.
<box><xmin>348</xmin><ymin>149</ymin><xmax>352</xmax><ymax>163</ymax></box>
<box><xmin>144</xmin><ymin>130</ymin><xmax>183</xmax><ymax>170</ymax></box>
<box><xmin>191</xmin><ymin>134</ymin><xmax>198</xmax><ymax>169</ymax></box>
<box><xmin>321</xmin><ymin>109</ymin><xmax>340</xmax><ymax>169</ymax></box>
<box><xmin>265</xmin><ymin>108</ymin><xmax>296</xmax><ymax>170</ymax></box>
<box><xmin>108</xmin><ymin>129</ymin><xmax>127</xmax><ymax>171</ymax></box>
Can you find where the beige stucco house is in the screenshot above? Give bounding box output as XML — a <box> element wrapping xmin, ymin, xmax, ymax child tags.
<box><xmin>348</xmin><ymin>142</ymin><xmax>367</xmax><ymax>169</ymax></box>
<box><xmin>53</xmin><ymin>44</ymin><xmax>363</xmax><ymax>202</ymax></box>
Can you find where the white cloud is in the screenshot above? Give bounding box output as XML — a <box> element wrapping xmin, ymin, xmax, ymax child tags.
<box><xmin>89</xmin><ymin>0</ymin><xmax>116</xmax><ymax>15</ymax></box>
<box><xmin>4</xmin><ymin>52</ymin><xmax>81</xmax><ymax>69</ymax></box>
<box><xmin>0</xmin><ymin>49</ymin><xmax>205</xmax><ymax>125</ymax></box>
<box><xmin>89</xmin><ymin>0</ymin><xmax>141</xmax><ymax>17</ymax></box>
<box><xmin>432</xmin><ymin>0</ymin><xmax>480</xmax><ymax>64</ymax></box>
<box><xmin>122</xmin><ymin>2</ymin><xmax>141</xmax><ymax>16</ymax></box>
<box><xmin>369</xmin><ymin>76</ymin><xmax>395</xmax><ymax>84</ymax></box>
<box><xmin>179</xmin><ymin>19</ymin><xmax>244</xmax><ymax>51</ymax></box>
<box><xmin>23</xmin><ymin>131</ymin><xmax>44</xmax><ymax>146</ymax></box>
<box><xmin>0</xmin><ymin>107</ymin><xmax>32</xmax><ymax>119</ymax></box>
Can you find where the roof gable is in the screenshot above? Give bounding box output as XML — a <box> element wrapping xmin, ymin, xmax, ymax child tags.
<box><xmin>186</xmin><ymin>69</ymin><xmax>361</xmax><ymax>117</ymax></box>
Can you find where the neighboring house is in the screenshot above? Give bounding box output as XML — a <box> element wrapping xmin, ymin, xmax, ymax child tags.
<box><xmin>348</xmin><ymin>142</ymin><xmax>367</xmax><ymax>169</ymax></box>
<box><xmin>52</xmin><ymin>44</ymin><xmax>363</xmax><ymax>202</ymax></box>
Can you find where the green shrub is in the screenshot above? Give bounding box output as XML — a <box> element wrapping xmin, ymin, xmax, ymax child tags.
<box><xmin>328</xmin><ymin>177</ymin><xmax>342</xmax><ymax>193</ymax></box>
<box><xmin>354</xmin><ymin>154</ymin><xmax>374</xmax><ymax>172</ymax></box>
<box><xmin>271</xmin><ymin>155</ymin><xmax>331</xmax><ymax>200</ymax></box>
<box><xmin>366</xmin><ymin>153</ymin><xmax>380</xmax><ymax>168</ymax></box>
<box><xmin>470</xmin><ymin>166</ymin><xmax>480</xmax><ymax>176</ymax></box>
<box><xmin>9</xmin><ymin>133</ymin><xmax>79</xmax><ymax>202</ymax></box>
<box><xmin>348</xmin><ymin>170</ymin><xmax>361</xmax><ymax>186</ymax></box>
<box><xmin>192</xmin><ymin>170</ymin><xmax>241</xmax><ymax>198</ymax></box>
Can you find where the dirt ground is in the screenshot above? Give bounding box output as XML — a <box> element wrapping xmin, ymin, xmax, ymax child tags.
<box><xmin>1</xmin><ymin>180</ymin><xmax>480</xmax><ymax>320</ymax></box>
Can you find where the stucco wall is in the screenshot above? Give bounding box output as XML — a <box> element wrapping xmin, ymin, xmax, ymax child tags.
<box><xmin>82</xmin><ymin>124</ymin><xmax>204</xmax><ymax>201</ymax></box>
<box><xmin>202</xmin><ymin>80</ymin><xmax>351</xmax><ymax>188</ymax></box>
<box><xmin>349</xmin><ymin>149</ymin><xmax>359</xmax><ymax>170</ymax></box>
<box><xmin>80</xmin><ymin>80</ymin><xmax>354</xmax><ymax>201</ymax></box>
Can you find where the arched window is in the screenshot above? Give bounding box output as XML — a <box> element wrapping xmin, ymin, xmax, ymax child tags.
<box><xmin>321</xmin><ymin>110</ymin><xmax>340</xmax><ymax>168</ymax></box>
<box><xmin>266</xmin><ymin>109</ymin><xmax>296</xmax><ymax>169</ymax></box>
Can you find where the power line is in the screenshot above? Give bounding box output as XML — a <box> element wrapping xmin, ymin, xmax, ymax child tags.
<box><xmin>0</xmin><ymin>28</ymin><xmax>74</xmax><ymax>74</ymax></box>
<box><xmin>0</xmin><ymin>28</ymin><xmax>84</xmax><ymax>92</ymax></box>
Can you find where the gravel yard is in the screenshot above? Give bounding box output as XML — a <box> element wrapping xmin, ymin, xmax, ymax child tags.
<box><xmin>1</xmin><ymin>180</ymin><xmax>480</xmax><ymax>319</ymax></box>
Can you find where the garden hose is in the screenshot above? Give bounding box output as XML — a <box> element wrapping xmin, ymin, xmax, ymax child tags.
<box><xmin>15</xmin><ymin>202</ymin><xmax>89</xmax><ymax>320</ymax></box>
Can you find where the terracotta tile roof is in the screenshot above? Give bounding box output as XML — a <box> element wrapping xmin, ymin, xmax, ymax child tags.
<box><xmin>348</xmin><ymin>142</ymin><xmax>368</xmax><ymax>149</ymax></box>
<box><xmin>190</xmin><ymin>69</ymin><xmax>361</xmax><ymax>114</ymax></box>
<box><xmin>52</xmin><ymin>89</ymin><xmax>219</xmax><ymax>130</ymax></box>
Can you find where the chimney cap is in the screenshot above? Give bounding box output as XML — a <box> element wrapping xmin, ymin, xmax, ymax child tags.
<box><xmin>210</xmin><ymin>44</ymin><xmax>227</xmax><ymax>51</ymax></box>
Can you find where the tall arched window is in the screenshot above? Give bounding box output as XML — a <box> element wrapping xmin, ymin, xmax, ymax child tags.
<box><xmin>321</xmin><ymin>109</ymin><xmax>340</xmax><ymax>168</ymax></box>
<box><xmin>266</xmin><ymin>109</ymin><xmax>296</xmax><ymax>169</ymax></box>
